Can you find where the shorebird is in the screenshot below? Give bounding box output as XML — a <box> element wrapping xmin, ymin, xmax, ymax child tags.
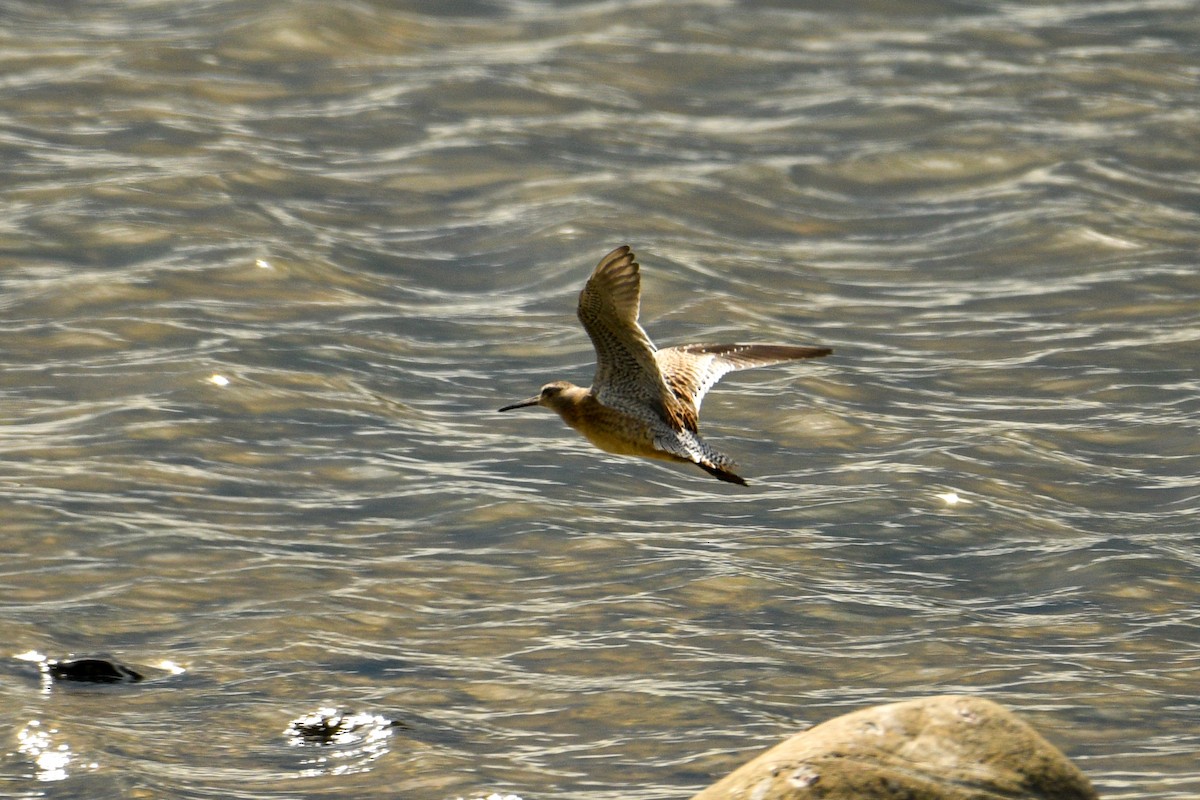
<box><xmin>498</xmin><ymin>245</ymin><xmax>831</xmax><ymax>485</ymax></box>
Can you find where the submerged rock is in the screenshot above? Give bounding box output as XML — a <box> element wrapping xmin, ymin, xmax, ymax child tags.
<box><xmin>285</xmin><ymin>707</ymin><xmax>403</xmax><ymax>746</ymax></box>
<box><xmin>689</xmin><ymin>695</ymin><xmax>1097</xmax><ymax>800</ymax></box>
<box><xmin>282</xmin><ymin>706</ymin><xmax>403</xmax><ymax>777</ymax></box>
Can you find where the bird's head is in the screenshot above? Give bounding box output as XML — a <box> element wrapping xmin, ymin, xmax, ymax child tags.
<box><xmin>498</xmin><ymin>380</ymin><xmax>578</xmax><ymax>413</ymax></box>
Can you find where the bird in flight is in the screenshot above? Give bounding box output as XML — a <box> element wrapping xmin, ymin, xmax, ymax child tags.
<box><xmin>498</xmin><ymin>245</ymin><xmax>830</xmax><ymax>485</ymax></box>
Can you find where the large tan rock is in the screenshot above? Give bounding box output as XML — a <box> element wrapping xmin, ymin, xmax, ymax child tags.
<box><xmin>689</xmin><ymin>695</ymin><xmax>1098</xmax><ymax>800</ymax></box>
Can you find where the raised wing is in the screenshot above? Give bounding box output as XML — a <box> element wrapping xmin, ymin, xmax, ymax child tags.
<box><xmin>577</xmin><ymin>246</ymin><xmax>675</xmax><ymax>419</ymax></box>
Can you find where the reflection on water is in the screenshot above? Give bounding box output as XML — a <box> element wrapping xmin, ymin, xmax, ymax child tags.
<box><xmin>16</xmin><ymin>721</ymin><xmax>81</xmax><ymax>783</ymax></box>
<box><xmin>1</xmin><ymin>1</ymin><xmax>1198</xmax><ymax>799</ymax></box>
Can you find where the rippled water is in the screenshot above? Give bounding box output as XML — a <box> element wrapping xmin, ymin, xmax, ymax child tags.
<box><xmin>2</xmin><ymin>2</ymin><xmax>1198</xmax><ymax>798</ymax></box>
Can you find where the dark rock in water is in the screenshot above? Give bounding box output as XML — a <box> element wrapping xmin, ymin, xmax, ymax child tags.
<box><xmin>689</xmin><ymin>695</ymin><xmax>1098</xmax><ymax>800</ymax></box>
<box><xmin>47</xmin><ymin>657</ymin><xmax>144</xmax><ymax>684</ymax></box>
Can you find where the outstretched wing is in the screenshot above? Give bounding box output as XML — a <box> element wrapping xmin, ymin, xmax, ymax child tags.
<box><xmin>577</xmin><ymin>246</ymin><xmax>675</xmax><ymax>419</ymax></box>
<box><xmin>656</xmin><ymin>343</ymin><xmax>832</xmax><ymax>418</ymax></box>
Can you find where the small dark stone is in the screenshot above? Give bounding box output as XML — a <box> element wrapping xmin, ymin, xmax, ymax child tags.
<box><xmin>47</xmin><ymin>658</ymin><xmax>144</xmax><ymax>684</ymax></box>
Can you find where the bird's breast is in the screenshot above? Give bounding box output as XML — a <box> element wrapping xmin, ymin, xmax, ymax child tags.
<box><xmin>555</xmin><ymin>394</ymin><xmax>682</xmax><ymax>462</ymax></box>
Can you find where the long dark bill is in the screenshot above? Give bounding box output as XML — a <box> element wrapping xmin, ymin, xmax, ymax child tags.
<box><xmin>498</xmin><ymin>396</ymin><xmax>541</xmax><ymax>412</ymax></box>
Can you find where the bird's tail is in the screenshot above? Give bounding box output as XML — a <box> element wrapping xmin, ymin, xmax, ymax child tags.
<box><xmin>694</xmin><ymin>438</ymin><xmax>748</xmax><ymax>486</ymax></box>
<box><xmin>697</xmin><ymin>461</ymin><xmax>748</xmax><ymax>486</ymax></box>
<box><xmin>655</xmin><ymin>429</ymin><xmax>749</xmax><ymax>486</ymax></box>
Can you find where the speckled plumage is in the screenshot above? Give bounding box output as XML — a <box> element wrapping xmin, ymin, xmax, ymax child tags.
<box><xmin>499</xmin><ymin>245</ymin><xmax>831</xmax><ymax>485</ymax></box>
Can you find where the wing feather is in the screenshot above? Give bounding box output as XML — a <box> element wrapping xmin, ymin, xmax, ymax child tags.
<box><xmin>656</xmin><ymin>343</ymin><xmax>831</xmax><ymax>414</ymax></box>
<box><xmin>577</xmin><ymin>246</ymin><xmax>677</xmax><ymax>418</ymax></box>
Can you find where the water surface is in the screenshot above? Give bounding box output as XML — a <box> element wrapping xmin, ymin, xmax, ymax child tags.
<box><xmin>1</xmin><ymin>2</ymin><xmax>1198</xmax><ymax>798</ymax></box>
